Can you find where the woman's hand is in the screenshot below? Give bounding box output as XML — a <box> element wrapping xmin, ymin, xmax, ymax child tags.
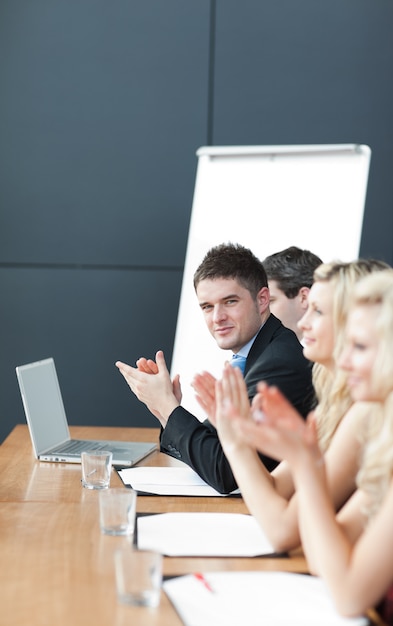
<box><xmin>236</xmin><ymin>382</ymin><xmax>320</xmax><ymax>467</ymax></box>
<box><xmin>192</xmin><ymin>371</ymin><xmax>217</xmax><ymax>423</ymax></box>
<box><xmin>214</xmin><ymin>363</ymin><xmax>253</xmax><ymax>451</ymax></box>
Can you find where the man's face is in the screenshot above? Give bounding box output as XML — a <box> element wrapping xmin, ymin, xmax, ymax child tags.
<box><xmin>268</xmin><ymin>280</ymin><xmax>309</xmax><ymax>340</ymax></box>
<box><xmin>196</xmin><ymin>277</ymin><xmax>269</xmax><ymax>353</ymax></box>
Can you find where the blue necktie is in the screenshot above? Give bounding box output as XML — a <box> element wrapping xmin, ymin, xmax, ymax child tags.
<box><xmin>231</xmin><ymin>353</ymin><xmax>247</xmax><ymax>375</ymax></box>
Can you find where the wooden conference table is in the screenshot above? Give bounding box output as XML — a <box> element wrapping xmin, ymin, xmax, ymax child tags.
<box><xmin>0</xmin><ymin>425</ymin><xmax>381</xmax><ymax>626</ymax></box>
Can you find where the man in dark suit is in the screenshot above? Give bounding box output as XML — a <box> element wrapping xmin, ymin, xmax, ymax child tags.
<box><xmin>116</xmin><ymin>243</ymin><xmax>314</xmax><ymax>493</ymax></box>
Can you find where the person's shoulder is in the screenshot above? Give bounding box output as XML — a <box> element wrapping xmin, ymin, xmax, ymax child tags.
<box><xmin>250</xmin><ymin>314</ymin><xmax>303</xmax><ymax>356</ymax></box>
<box><xmin>343</xmin><ymin>401</ymin><xmax>376</xmax><ymax>420</ymax></box>
<box><xmin>265</xmin><ymin>318</ymin><xmax>312</xmax><ymax>372</ymax></box>
<box><xmin>331</xmin><ymin>401</ymin><xmax>376</xmax><ymax>452</ymax></box>
<box><xmin>267</xmin><ymin>314</ymin><xmax>303</xmax><ymax>346</ymax></box>
<box><xmin>250</xmin><ymin>323</ymin><xmax>308</xmax><ymax>373</ymax></box>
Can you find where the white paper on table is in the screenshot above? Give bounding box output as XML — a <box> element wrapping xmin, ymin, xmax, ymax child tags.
<box><xmin>118</xmin><ymin>466</ymin><xmax>240</xmax><ymax>496</ymax></box>
<box><xmin>137</xmin><ymin>512</ymin><xmax>275</xmax><ymax>556</ymax></box>
<box><xmin>163</xmin><ymin>571</ymin><xmax>368</xmax><ymax>626</ymax></box>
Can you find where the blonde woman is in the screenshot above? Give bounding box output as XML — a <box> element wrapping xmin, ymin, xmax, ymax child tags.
<box><xmin>198</xmin><ymin>259</ymin><xmax>388</xmax><ymax>552</ymax></box>
<box><xmin>233</xmin><ymin>270</ymin><xmax>393</xmax><ymax>622</ymax></box>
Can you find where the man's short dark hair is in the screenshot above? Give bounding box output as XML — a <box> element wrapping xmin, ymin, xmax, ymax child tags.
<box><xmin>193</xmin><ymin>242</ymin><xmax>268</xmax><ymax>299</ymax></box>
<box><xmin>263</xmin><ymin>246</ymin><xmax>323</xmax><ymax>299</ymax></box>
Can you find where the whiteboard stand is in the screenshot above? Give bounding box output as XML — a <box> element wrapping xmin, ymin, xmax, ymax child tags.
<box><xmin>171</xmin><ymin>144</ymin><xmax>371</xmax><ymax>419</ymax></box>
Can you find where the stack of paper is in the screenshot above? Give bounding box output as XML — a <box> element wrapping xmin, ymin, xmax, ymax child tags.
<box><xmin>118</xmin><ymin>466</ymin><xmax>239</xmax><ymax>496</ymax></box>
<box><xmin>163</xmin><ymin>571</ymin><xmax>368</xmax><ymax>626</ymax></box>
<box><xmin>137</xmin><ymin>512</ymin><xmax>275</xmax><ymax>556</ymax></box>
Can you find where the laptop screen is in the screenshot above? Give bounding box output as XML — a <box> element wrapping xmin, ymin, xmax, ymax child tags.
<box><xmin>16</xmin><ymin>358</ymin><xmax>70</xmax><ymax>455</ymax></box>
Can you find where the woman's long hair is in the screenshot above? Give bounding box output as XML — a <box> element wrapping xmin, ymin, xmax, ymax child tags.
<box><xmin>311</xmin><ymin>259</ymin><xmax>389</xmax><ymax>452</ymax></box>
<box><xmin>352</xmin><ymin>270</ymin><xmax>393</xmax><ymax>519</ymax></box>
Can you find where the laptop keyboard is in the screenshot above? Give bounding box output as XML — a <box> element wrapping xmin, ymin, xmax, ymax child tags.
<box><xmin>50</xmin><ymin>440</ymin><xmax>109</xmax><ymax>454</ymax></box>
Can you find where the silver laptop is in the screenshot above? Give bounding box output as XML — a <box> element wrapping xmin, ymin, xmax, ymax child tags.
<box><xmin>16</xmin><ymin>357</ymin><xmax>157</xmax><ymax>466</ymax></box>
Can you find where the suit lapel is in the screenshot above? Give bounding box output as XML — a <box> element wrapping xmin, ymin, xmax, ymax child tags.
<box><xmin>244</xmin><ymin>314</ymin><xmax>282</xmax><ymax>376</ymax></box>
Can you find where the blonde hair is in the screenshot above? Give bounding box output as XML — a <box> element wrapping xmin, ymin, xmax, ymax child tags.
<box><xmin>352</xmin><ymin>270</ymin><xmax>393</xmax><ymax>519</ymax></box>
<box><xmin>312</xmin><ymin>259</ymin><xmax>390</xmax><ymax>451</ymax></box>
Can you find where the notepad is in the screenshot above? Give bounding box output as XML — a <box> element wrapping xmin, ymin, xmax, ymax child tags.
<box><xmin>163</xmin><ymin>571</ymin><xmax>368</xmax><ymax>626</ymax></box>
<box><xmin>118</xmin><ymin>466</ymin><xmax>240</xmax><ymax>496</ymax></box>
<box><xmin>137</xmin><ymin>512</ymin><xmax>275</xmax><ymax>556</ymax></box>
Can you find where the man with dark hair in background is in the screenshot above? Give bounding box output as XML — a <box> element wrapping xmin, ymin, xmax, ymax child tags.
<box><xmin>263</xmin><ymin>246</ymin><xmax>322</xmax><ymax>341</ymax></box>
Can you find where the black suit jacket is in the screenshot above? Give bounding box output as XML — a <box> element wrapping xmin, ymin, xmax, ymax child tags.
<box><xmin>160</xmin><ymin>314</ymin><xmax>315</xmax><ymax>494</ymax></box>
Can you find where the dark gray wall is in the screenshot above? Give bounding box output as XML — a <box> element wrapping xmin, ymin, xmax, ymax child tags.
<box><xmin>1</xmin><ymin>0</ymin><xmax>392</xmax><ymax>443</ymax></box>
<box><xmin>0</xmin><ymin>0</ymin><xmax>210</xmax><ymax>441</ymax></box>
<box><xmin>213</xmin><ymin>0</ymin><xmax>393</xmax><ymax>261</ymax></box>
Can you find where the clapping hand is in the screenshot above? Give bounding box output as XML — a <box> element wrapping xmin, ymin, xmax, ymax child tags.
<box><xmin>238</xmin><ymin>382</ymin><xmax>319</xmax><ymax>466</ymax></box>
<box><xmin>115</xmin><ymin>350</ymin><xmax>181</xmax><ymax>426</ymax></box>
<box><xmin>192</xmin><ymin>371</ymin><xmax>217</xmax><ymax>423</ymax></box>
<box><xmin>214</xmin><ymin>363</ymin><xmax>253</xmax><ymax>452</ymax></box>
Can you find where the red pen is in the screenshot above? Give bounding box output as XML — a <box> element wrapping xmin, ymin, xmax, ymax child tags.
<box><xmin>194</xmin><ymin>572</ymin><xmax>215</xmax><ymax>593</ymax></box>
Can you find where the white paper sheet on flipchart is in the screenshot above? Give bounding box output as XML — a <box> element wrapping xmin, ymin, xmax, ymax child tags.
<box><xmin>137</xmin><ymin>512</ymin><xmax>275</xmax><ymax>557</ymax></box>
<box><xmin>163</xmin><ymin>571</ymin><xmax>369</xmax><ymax>626</ymax></box>
<box><xmin>118</xmin><ymin>466</ymin><xmax>240</xmax><ymax>496</ymax></box>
